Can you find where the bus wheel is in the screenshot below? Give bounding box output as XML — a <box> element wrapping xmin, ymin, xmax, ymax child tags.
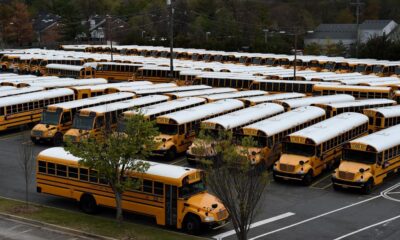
<box><xmin>302</xmin><ymin>171</ymin><xmax>313</xmax><ymax>186</ymax></box>
<box><xmin>166</xmin><ymin>148</ymin><xmax>177</xmax><ymax>161</ymax></box>
<box><xmin>31</xmin><ymin>137</ymin><xmax>39</xmax><ymax>145</ymax></box>
<box><xmin>332</xmin><ymin>183</ymin><xmax>341</xmax><ymax>191</ymax></box>
<box><xmin>183</xmin><ymin>214</ymin><xmax>201</xmax><ymax>235</ymax></box>
<box><xmin>80</xmin><ymin>194</ymin><xmax>97</xmax><ymax>214</ymax></box>
<box><xmin>361</xmin><ymin>179</ymin><xmax>373</xmax><ymax>195</ymax></box>
<box><xmin>53</xmin><ymin>133</ymin><xmax>63</xmax><ymax>146</ymax></box>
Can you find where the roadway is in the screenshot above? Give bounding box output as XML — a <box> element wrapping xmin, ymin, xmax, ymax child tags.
<box><xmin>0</xmin><ymin>129</ymin><xmax>399</xmax><ymax>239</ymax></box>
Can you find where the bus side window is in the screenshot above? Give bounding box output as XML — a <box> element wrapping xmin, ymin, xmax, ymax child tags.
<box><xmin>80</xmin><ymin>168</ymin><xmax>89</xmax><ymax>181</ymax></box>
<box><xmin>89</xmin><ymin>170</ymin><xmax>98</xmax><ymax>183</ymax></box>
<box><xmin>95</xmin><ymin>117</ymin><xmax>104</xmax><ymax>129</ymax></box>
<box><xmin>154</xmin><ymin>181</ymin><xmax>164</xmax><ymax>196</ymax></box>
<box><xmin>47</xmin><ymin>163</ymin><xmax>56</xmax><ymax>175</ymax></box>
<box><xmin>38</xmin><ymin>161</ymin><xmax>47</xmax><ymax>173</ymax></box>
<box><xmin>57</xmin><ymin>164</ymin><xmax>67</xmax><ymax>177</ymax></box>
<box><xmin>68</xmin><ymin>167</ymin><xmax>78</xmax><ymax>179</ymax></box>
<box><xmin>143</xmin><ymin>179</ymin><xmax>153</xmax><ymax>193</ymax></box>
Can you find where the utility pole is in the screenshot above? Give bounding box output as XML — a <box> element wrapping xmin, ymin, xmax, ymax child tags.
<box><xmin>293</xmin><ymin>30</ymin><xmax>297</xmax><ymax>80</ymax></box>
<box><xmin>351</xmin><ymin>0</ymin><xmax>364</xmax><ymax>58</ymax></box>
<box><xmin>107</xmin><ymin>15</ymin><xmax>114</xmax><ymax>61</ymax></box>
<box><xmin>167</xmin><ymin>0</ymin><xmax>174</xmax><ymax>80</ymax></box>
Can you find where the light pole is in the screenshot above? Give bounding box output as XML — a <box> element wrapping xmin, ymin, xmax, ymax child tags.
<box><xmin>263</xmin><ymin>29</ymin><xmax>269</xmax><ymax>44</ymax></box>
<box><xmin>167</xmin><ymin>0</ymin><xmax>174</xmax><ymax>80</ymax></box>
<box><xmin>107</xmin><ymin>15</ymin><xmax>113</xmax><ymax>61</ymax></box>
<box><xmin>206</xmin><ymin>32</ymin><xmax>211</xmax><ymax>41</ymax></box>
<box><xmin>141</xmin><ymin>30</ymin><xmax>146</xmax><ymax>39</ymax></box>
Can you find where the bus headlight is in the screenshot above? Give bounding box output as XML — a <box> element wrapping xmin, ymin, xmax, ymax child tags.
<box><xmin>204</xmin><ymin>216</ymin><xmax>215</xmax><ymax>222</ymax></box>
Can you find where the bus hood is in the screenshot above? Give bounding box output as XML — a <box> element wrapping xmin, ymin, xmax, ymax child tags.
<box><xmin>32</xmin><ymin>123</ymin><xmax>57</xmax><ymax>132</ymax></box>
<box><xmin>338</xmin><ymin>161</ymin><xmax>371</xmax><ymax>173</ymax></box>
<box><xmin>186</xmin><ymin>192</ymin><xmax>228</xmax><ymax>220</ymax></box>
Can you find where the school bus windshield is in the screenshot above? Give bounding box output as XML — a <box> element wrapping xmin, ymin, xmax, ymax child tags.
<box><xmin>73</xmin><ymin>115</ymin><xmax>95</xmax><ymax>130</ymax></box>
<box><xmin>158</xmin><ymin>124</ymin><xmax>178</xmax><ymax>135</ymax></box>
<box><xmin>41</xmin><ymin>111</ymin><xmax>61</xmax><ymax>125</ymax></box>
<box><xmin>179</xmin><ymin>180</ymin><xmax>206</xmax><ymax>198</ymax></box>
<box><xmin>343</xmin><ymin>149</ymin><xmax>377</xmax><ymax>164</ymax></box>
<box><xmin>284</xmin><ymin>142</ymin><xmax>315</xmax><ymax>156</ymax></box>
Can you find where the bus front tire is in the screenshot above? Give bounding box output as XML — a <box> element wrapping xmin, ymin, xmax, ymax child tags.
<box><xmin>53</xmin><ymin>133</ymin><xmax>63</xmax><ymax>146</ymax></box>
<box><xmin>80</xmin><ymin>194</ymin><xmax>97</xmax><ymax>214</ymax></box>
<box><xmin>183</xmin><ymin>214</ymin><xmax>201</xmax><ymax>235</ymax></box>
<box><xmin>302</xmin><ymin>171</ymin><xmax>313</xmax><ymax>186</ymax></box>
<box><xmin>361</xmin><ymin>179</ymin><xmax>373</xmax><ymax>195</ymax></box>
<box><xmin>332</xmin><ymin>183</ymin><xmax>341</xmax><ymax>191</ymax></box>
<box><xmin>166</xmin><ymin>148</ymin><xmax>177</xmax><ymax>161</ymax></box>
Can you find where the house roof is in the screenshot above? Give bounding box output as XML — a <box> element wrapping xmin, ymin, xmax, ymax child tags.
<box><xmin>307</xmin><ymin>24</ymin><xmax>357</xmax><ymax>40</ymax></box>
<box><xmin>360</xmin><ymin>20</ymin><xmax>394</xmax><ymax>30</ymax></box>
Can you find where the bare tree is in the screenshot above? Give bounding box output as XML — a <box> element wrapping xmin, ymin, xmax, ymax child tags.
<box><xmin>18</xmin><ymin>130</ymin><xmax>35</xmax><ymax>208</ymax></box>
<box><xmin>193</xmin><ymin>130</ymin><xmax>269</xmax><ymax>240</ymax></box>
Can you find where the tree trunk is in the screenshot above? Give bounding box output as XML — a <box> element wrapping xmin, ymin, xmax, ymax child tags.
<box><xmin>115</xmin><ymin>191</ymin><xmax>123</xmax><ymax>224</ymax></box>
<box><xmin>25</xmin><ymin>172</ymin><xmax>29</xmax><ymax>208</ymax></box>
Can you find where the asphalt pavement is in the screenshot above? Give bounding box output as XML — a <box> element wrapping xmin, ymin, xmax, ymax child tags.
<box><xmin>0</xmin><ymin>129</ymin><xmax>400</xmax><ymax>240</ymax></box>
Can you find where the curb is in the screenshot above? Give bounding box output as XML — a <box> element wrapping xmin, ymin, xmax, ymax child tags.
<box><xmin>0</xmin><ymin>212</ymin><xmax>116</xmax><ymax>240</ymax></box>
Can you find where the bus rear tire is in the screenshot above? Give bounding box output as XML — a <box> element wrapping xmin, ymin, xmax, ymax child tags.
<box><xmin>183</xmin><ymin>214</ymin><xmax>201</xmax><ymax>235</ymax></box>
<box><xmin>80</xmin><ymin>194</ymin><xmax>97</xmax><ymax>214</ymax></box>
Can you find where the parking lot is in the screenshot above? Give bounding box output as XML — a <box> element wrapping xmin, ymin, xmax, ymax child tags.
<box><xmin>0</xmin><ymin>129</ymin><xmax>400</xmax><ymax>239</ymax></box>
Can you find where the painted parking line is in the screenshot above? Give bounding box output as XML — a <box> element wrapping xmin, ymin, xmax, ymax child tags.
<box><xmin>249</xmin><ymin>195</ymin><xmax>381</xmax><ymax>240</ymax></box>
<box><xmin>213</xmin><ymin>212</ymin><xmax>295</xmax><ymax>240</ymax></box>
<box><xmin>333</xmin><ymin>214</ymin><xmax>400</xmax><ymax>240</ymax></box>
<box><xmin>171</xmin><ymin>158</ymin><xmax>187</xmax><ymax>166</ymax></box>
<box><xmin>309</xmin><ymin>173</ymin><xmax>332</xmax><ymax>189</ymax></box>
<box><xmin>0</xmin><ymin>132</ymin><xmax>24</xmax><ymax>140</ymax></box>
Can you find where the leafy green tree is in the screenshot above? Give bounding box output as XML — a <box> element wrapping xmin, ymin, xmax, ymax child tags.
<box><xmin>304</xmin><ymin>42</ymin><xmax>323</xmax><ymax>55</ymax></box>
<box><xmin>65</xmin><ymin>113</ymin><xmax>159</xmax><ymax>223</ymax></box>
<box><xmin>193</xmin><ymin>130</ymin><xmax>269</xmax><ymax>240</ymax></box>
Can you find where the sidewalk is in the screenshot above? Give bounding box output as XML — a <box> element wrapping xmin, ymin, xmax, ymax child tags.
<box><xmin>0</xmin><ymin>215</ymin><xmax>91</xmax><ymax>240</ymax></box>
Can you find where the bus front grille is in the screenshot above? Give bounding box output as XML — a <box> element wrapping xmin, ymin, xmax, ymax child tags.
<box><xmin>280</xmin><ymin>164</ymin><xmax>295</xmax><ymax>172</ymax></box>
<box><xmin>338</xmin><ymin>171</ymin><xmax>355</xmax><ymax>180</ymax></box>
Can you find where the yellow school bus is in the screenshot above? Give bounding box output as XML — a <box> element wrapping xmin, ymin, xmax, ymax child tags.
<box><xmin>332</xmin><ymin>124</ymin><xmax>400</xmax><ymax>194</ymax></box>
<box><xmin>95</xmin><ymin>62</ymin><xmax>143</xmax><ymax>82</ymax></box>
<box><xmin>46</xmin><ymin>64</ymin><xmax>95</xmax><ymax>79</ymax></box>
<box><xmin>64</xmin><ymin>95</ymin><xmax>169</xmax><ymax>143</ymax></box>
<box><xmin>154</xmin><ymin>99</ymin><xmax>244</xmax><ymax>160</ymax></box>
<box><xmin>363</xmin><ymin>105</ymin><xmax>400</xmax><ymax>132</ymax></box>
<box><xmin>273</xmin><ymin>112</ymin><xmax>368</xmax><ymax>185</ymax></box>
<box><xmin>240</xmin><ymin>92</ymin><xmax>306</xmax><ymax>106</ymax></box>
<box><xmin>37</xmin><ymin>58</ymin><xmax>86</xmax><ymax>76</ymax></box>
<box><xmin>186</xmin><ymin>103</ymin><xmax>285</xmax><ymax>165</ymax></box>
<box><xmin>31</xmin><ymin>92</ymin><xmax>135</xmax><ymax>145</ymax></box>
<box><xmin>313</xmin><ymin>99</ymin><xmax>396</xmax><ymax>118</ymax></box>
<box><xmin>312</xmin><ymin>85</ymin><xmax>395</xmax><ymax>99</ymax></box>
<box><xmin>0</xmin><ymin>55</ymin><xmax>20</xmax><ymax>72</ymax></box>
<box><xmin>0</xmin><ymin>88</ymin><xmax>75</xmax><ymax>131</ymax></box>
<box><xmin>36</xmin><ymin>147</ymin><xmax>229</xmax><ymax>234</ymax></box>
<box><xmin>136</xmin><ymin>66</ymin><xmax>181</xmax><ymax>83</ymax></box>
<box><xmin>240</xmin><ymin>106</ymin><xmax>326</xmax><ymax>166</ymax></box>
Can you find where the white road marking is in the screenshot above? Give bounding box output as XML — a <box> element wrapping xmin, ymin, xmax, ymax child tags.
<box><xmin>333</xmin><ymin>214</ymin><xmax>400</xmax><ymax>240</ymax></box>
<box><xmin>213</xmin><ymin>212</ymin><xmax>295</xmax><ymax>240</ymax></box>
<box><xmin>249</xmin><ymin>195</ymin><xmax>381</xmax><ymax>240</ymax></box>
<box><xmin>381</xmin><ymin>182</ymin><xmax>400</xmax><ymax>202</ymax></box>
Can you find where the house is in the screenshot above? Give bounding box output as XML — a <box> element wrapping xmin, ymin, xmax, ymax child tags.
<box><xmin>33</xmin><ymin>13</ymin><xmax>62</xmax><ymax>47</ymax></box>
<box><xmin>77</xmin><ymin>15</ymin><xmax>129</xmax><ymax>42</ymax></box>
<box><xmin>304</xmin><ymin>19</ymin><xmax>399</xmax><ymax>49</ymax></box>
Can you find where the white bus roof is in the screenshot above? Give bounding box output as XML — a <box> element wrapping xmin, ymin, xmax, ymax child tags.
<box><xmin>71</xmin><ymin>81</ymin><xmax>152</xmax><ymax>91</ymax></box>
<box><xmin>46</xmin><ymin>64</ymin><xmax>89</xmax><ymax>71</ymax></box>
<box><xmin>81</xmin><ymin>95</ymin><xmax>169</xmax><ymax>114</ymax></box>
<box><xmin>38</xmin><ymin>147</ymin><xmax>197</xmax><ymax>180</ymax></box>
<box><xmin>0</xmin><ymin>88</ymin><xmax>74</xmax><ymax>108</ymax></box>
<box><xmin>364</xmin><ymin>105</ymin><xmax>400</xmax><ymax>118</ymax></box>
<box><xmin>110</xmin><ymin>83</ymin><xmax>177</xmax><ymax>92</ymax></box>
<box><xmin>289</xmin><ymin>112</ymin><xmax>368</xmax><ymax>145</ymax></box>
<box><xmin>276</xmin><ymin>94</ymin><xmax>355</xmax><ymax>109</ymax></box>
<box><xmin>135</xmin><ymin>85</ymin><xmax>211</xmax><ymax>95</ymax></box>
<box><xmin>201</xmin><ymin>90</ymin><xmax>267</xmax><ymax>101</ymax></box>
<box><xmin>158</xmin><ymin>99</ymin><xmax>244</xmax><ymax>125</ymax></box>
<box><xmin>201</xmin><ymin>103</ymin><xmax>284</xmax><ymax>130</ymax></box>
<box><xmin>0</xmin><ymin>87</ymin><xmax>44</xmax><ymax>98</ymax></box>
<box><xmin>316</xmin><ymin>99</ymin><xmax>396</xmax><ymax>108</ymax></box>
<box><xmin>314</xmin><ymin>84</ymin><xmax>391</xmax><ymax>91</ymax></box>
<box><xmin>25</xmin><ymin>78</ymin><xmax>108</xmax><ymax>88</ymax></box>
<box><xmin>240</xmin><ymin>92</ymin><xmax>306</xmax><ymax>104</ymax></box>
<box><xmin>48</xmin><ymin>92</ymin><xmax>135</xmax><ymax>110</ymax></box>
<box><xmin>125</xmin><ymin>97</ymin><xmax>206</xmax><ymax>117</ymax></box>
<box><xmin>166</xmin><ymin>87</ymin><xmax>237</xmax><ymax>98</ymax></box>
<box><xmin>243</xmin><ymin>106</ymin><xmax>325</xmax><ymax>136</ymax></box>
<box><xmin>350</xmin><ymin>124</ymin><xmax>400</xmax><ymax>152</ymax></box>
<box><xmin>0</xmin><ymin>86</ymin><xmax>16</xmax><ymax>91</ymax></box>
